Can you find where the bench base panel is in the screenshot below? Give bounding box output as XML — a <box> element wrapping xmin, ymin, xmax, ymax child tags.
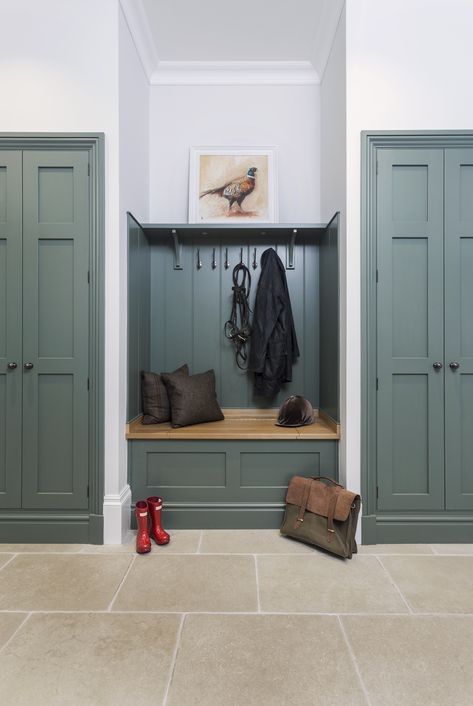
<box><xmin>129</xmin><ymin>439</ymin><xmax>339</xmax><ymax>529</ymax></box>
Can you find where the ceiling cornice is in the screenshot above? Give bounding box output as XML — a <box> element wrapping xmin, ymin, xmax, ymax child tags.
<box><xmin>119</xmin><ymin>0</ymin><xmax>159</xmax><ymax>81</ymax></box>
<box><xmin>312</xmin><ymin>0</ymin><xmax>345</xmax><ymax>82</ymax></box>
<box><xmin>120</xmin><ymin>0</ymin><xmax>343</xmax><ymax>87</ymax></box>
<box><xmin>150</xmin><ymin>61</ymin><xmax>319</xmax><ymax>86</ymax></box>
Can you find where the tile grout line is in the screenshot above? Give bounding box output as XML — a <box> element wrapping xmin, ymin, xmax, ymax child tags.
<box><xmin>162</xmin><ymin>613</ymin><xmax>186</xmax><ymax>706</ymax></box>
<box><xmin>375</xmin><ymin>556</ymin><xmax>414</xmax><ymax>615</ymax></box>
<box><xmin>107</xmin><ymin>555</ymin><xmax>137</xmax><ymax>612</ymax></box>
<box><xmin>6</xmin><ymin>609</ymin><xmax>472</xmax><ymax>616</ymax></box>
<box><xmin>2</xmin><ymin>549</ymin><xmax>463</xmax><ymax>557</ymax></box>
<box><xmin>0</xmin><ymin>612</ymin><xmax>32</xmax><ymax>656</ymax></box>
<box><xmin>196</xmin><ymin>530</ymin><xmax>204</xmax><ymax>554</ymax></box>
<box><xmin>337</xmin><ymin>616</ymin><xmax>373</xmax><ymax>706</ymax></box>
<box><xmin>253</xmin><ymin>555</ymin><xmax>261</xmax><ymax>613</ymax></box>
<box><xmin>0</xmin><ymin>554</ymin><xmax>18</xmax><ymax>574</ymax></box>
<box><xmin>1</xmin><ymin>608</ymin><xmax>473</xmax><ymax>617</ymax></box>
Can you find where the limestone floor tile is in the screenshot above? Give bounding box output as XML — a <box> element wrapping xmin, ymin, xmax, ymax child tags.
<box><xmin>0</xmin><ymin>613</ymin><xmax>180</xmax><ymax>706</ymax></box>
<box><xmin>200</xmin><ymin>529</ymin><xmax>315</xmax><ymax>554</ymax></box>
<box><xmin>0</xmin><ymin>544</ymin><xmax>83</xmax><ymax>553</ymax></box>
<box><xmin>167</xmin><ymin>614</ymin><xmax>367</xmax><ymax>706</ymax></box>
<box><xmin>0</xmin><ymin>555</ymin><xmax>132</xmax><ymax>611</ymax></box>
<box><xmin>0</xmin><ymin>613</ymin><xmax>26</xmax><ymax>649</ymax></box>
<box><xmin>113</xmin><ymin>554</ymin><xmax>257</xmax><ymax>612</ymax></box>
<box><xmin>381</xmin><ymin>555</ymin><xmax>473</xmax><ymax>613</ymax></box>
<box><xmin>0</xmin><ymin>554</ymin><xmax>15</xmax><ymax>570</ymax></box>
<box><xmin>82</xmin><ymin>529</ymin><xmax>201</xmax><ymax>554</ymax></box>
<box><xmin>431</xmin><ymin>544</ymin><xmax>473</xmax><ymax>554</ymax></box>
<box><xmin>258</xmin><ymin>555</ymin><xmax>408</xmax><ymax>613</ymax></box>
<box><xmin>342</xmin><ymin>615</ymin><xmax>473</xmax><ymax>706</ymax></box>
<box><xmin>358</xmin><ymin>544</ymin><xmax>434</xmax><ymax>554</ymax></box>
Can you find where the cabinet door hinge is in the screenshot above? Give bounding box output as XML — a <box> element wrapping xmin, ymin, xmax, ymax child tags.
<box><xmin>376</xmin><ymin>486</ymin><xmax>379</xmax><ymax>499</ymax></box>
<box><xmin>87</xmin><ymin>271</ymin><xmax>90</xmax><ymax>284</ymax></box>
<box><xmin>376</xmin><ymin>377</ymin><xmax>379</xmax><ymax>391</ymax></box>
<box><xmin>376</xmin><ymin>269</ymin><xmax>379</xmax><ymax>283</ymax></box>
<box><xmin>86</xmin><ymin>485</ymin><xmax>90</xmax><ymax>498</ymax></box>
<box><xmin>87</xmin><ymin>163</ymin><xmax>90</xmax><ymax>176</ymax></box>
<box><xmin>87</xmin><ymin>378</ymin><xmax>90</xmax><ymax>391</ymax></box>
<box><xmin>376</xmin><ymin>160</ymin><xmax>379</xmax><ymax>175</ymax></box>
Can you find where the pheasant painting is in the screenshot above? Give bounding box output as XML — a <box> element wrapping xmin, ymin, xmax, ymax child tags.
<box><xmin>199</xmin><ymin>167</ymin><xmax>258</xmax><ymax>214</ymax></box>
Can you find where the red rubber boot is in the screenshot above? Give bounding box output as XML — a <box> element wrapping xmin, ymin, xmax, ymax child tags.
<box><xmin>147</xmin><ymin>496</ymin><xmax>170</xmax><ymax>545</ymax></box>
<box><xmin>135</xmin><ymin>501</ymin><xmax>151</xmax><ymax>554</ymax></box>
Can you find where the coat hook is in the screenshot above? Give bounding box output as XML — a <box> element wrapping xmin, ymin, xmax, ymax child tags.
<box><xmin>212</xmin><ymin>248</ymin><xmax>217</xmax><ymax>269</ymax></box>
<box><xmin>224</xmin><ymin>248</ymin><xmax>229</xmax><ymax>269</ymax></box>
<box><xmin>240</xmin><ymin>247</ymin><xmax>243</xmax><ymax>264</ymax></box>
<box><xmin>197</xmin><ymin>248</ymin><xmax>202</xmax><ymax>269</ymax></box>
<box><xmin>252</xmin><ymin>247</ymin><xmax>258</xmax><ymax>270</ymax></box>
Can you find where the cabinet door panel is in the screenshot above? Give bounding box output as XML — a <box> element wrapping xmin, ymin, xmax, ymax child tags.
<box><xmin>445</xmin><ymin>149</ymin><xmax>473</xmax><ymax>510</ymax></box>
<box><xmin>0</xmin><ymin>151</ymin><xmax>22</xmax><ymax>508</ymax></box>
<box><xmin>21</xmin><ymin>151</ymin><xmax>90</xmax><ymax>510</ymax></box>
<box><xmin>376</xmin><ymin>149</ymin><xmax>445</xmax><ymax>511</ymax></box>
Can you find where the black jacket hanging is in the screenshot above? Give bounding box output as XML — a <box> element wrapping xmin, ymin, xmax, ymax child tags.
<box><xmin>248</xmin><ymin>248</ymin><xmax>300</xmax><ymax>396</ymax></box>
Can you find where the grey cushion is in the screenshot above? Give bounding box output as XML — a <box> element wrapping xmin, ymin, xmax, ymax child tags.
<box><xmin>161</xmin><ymin>369</ymin><xmax>225</xmax><ymax>428</ymax></box>
<box><xmin>141</xmin><ymin>364</ymin><xmax>188</xmax><ymax>424</ymax></box>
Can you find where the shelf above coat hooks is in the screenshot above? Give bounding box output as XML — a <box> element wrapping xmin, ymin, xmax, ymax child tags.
<box><xmin>127</xmin><ymin>216</ymin><xmax>337</xmax><ymax>271</ymax></box>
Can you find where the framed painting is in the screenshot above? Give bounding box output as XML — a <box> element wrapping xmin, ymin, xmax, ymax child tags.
<box><xmin>189</xmin><ymin>147</ymin><xmax>278</xmax><ymax>223</ymax></box>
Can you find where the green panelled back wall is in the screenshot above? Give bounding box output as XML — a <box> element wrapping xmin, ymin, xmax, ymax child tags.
<box><xmin>362</xmin><ymin>133</ymin><xmax>473</xmax><ymax>543</ymax></box>
<box><xmin>149</xmin><ymin>238</ymin><xmax>318</xmax><ymax>409</ymax></box>
<box><xmin>128</xmin><ymin>217</ymin><xmax>340</xmax><ymax>422</ymax></box>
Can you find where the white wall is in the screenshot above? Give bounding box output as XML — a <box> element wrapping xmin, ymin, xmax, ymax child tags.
<box><xmin>344</xmin><ymin>0</ymin><xmax>473</xmax><ymax>497</ymax></box>
<box><xmin>0</xmin><ymin>0</ymin><xmax>125</xmax><ymax>542</ymax></box>
<box><xmin>113</xmin><ymin>6</ymin><xmax>150</xmax><ymax>542</ymax></box>
<box><xmin>149</xmin><ymin>84</ymin><xmax>321</xmax><ymax>222</ymax></box>
<box><xmin>320</xmin><ymin>6</ymin><xmax>347</xmax><ymax>483</ymax></box>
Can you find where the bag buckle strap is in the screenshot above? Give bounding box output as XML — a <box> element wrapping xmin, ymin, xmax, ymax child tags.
<box><xmin>293</xmin><ymin>478</ymin><xmax>312</xmax><ymax>530</ymax></box>
<box><xmin>326</xmin><ymin>492</ymin><xmax>340</xmax><ymax>542</ymax></box>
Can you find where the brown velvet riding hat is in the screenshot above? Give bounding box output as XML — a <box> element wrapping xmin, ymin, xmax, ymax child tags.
<box><xmin>276</xmin><ymin>395</ymin><xmax>314</xmax><ymax>427</ymax></box>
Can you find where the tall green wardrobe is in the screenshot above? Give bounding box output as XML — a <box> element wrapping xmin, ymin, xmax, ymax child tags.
<box><xmin>0</xmin><ymin>138</ymin><xmax>103</xmax><ymax>543</ymax></box>
<box><xmin>363</xmin><ymin>133</ymin><xmax>473</xmax><ymax>543</ymax></box>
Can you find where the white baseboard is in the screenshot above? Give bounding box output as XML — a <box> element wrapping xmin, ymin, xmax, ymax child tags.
<box><xmin>103</xmin><ymin>485</ymin><xmax>132</xmax><ymax>544</ymax></box>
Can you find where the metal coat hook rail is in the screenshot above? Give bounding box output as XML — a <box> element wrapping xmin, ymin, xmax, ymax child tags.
<box><xmin>166</xmin><ymin>226</ymin><xmax>303</xmax><ymax>271</ymax></box>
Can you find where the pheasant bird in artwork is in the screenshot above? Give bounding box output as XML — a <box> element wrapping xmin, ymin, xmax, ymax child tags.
<box><xmin>199</xmin><ymin>166</ymin><xmax>257</xmax><ymax>212</ymax></box>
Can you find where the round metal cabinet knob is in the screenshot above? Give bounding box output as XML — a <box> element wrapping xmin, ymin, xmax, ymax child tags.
<box><xmin>7</xmin><ymin>362</ymin><xmax>17</xmax><ymax>370</ymax></box>
<box><xmin>449</xmin><ymin>362</ymin><xmax>460</xmax><ymax>370</ymax></box>
<box><xmin>23</xmin><ymin>363</ymin><xmax>34</xmax><ymax>370</ymax></box>
<box><xmin>432</xmin><ymin>362</ymin><xmax>443</xmax><ymax>370</ymax></box>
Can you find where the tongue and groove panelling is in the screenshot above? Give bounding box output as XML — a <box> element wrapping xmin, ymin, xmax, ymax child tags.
<box><xmin>148</xmin><ymin>237</ymin><xmax>319</xmax><ymax>410</ymax></box>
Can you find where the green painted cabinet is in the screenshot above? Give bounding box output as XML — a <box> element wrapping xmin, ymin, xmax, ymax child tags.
<box><xmin>0</xmin><ymin>151</ymin><xmax>22</xmax><ymax>508</ymax></box>
<box><xmin>444</xmin><ymin>149</ymin><xmax>473</xmax><ymax>511</ymax></box>
<box><xmin>0</xmin><ymin>149</ymin><xmax>90</xmax><ymax>513</ymax></box>
<box><xmin>376</xmin><ymin>147</ymin><xmax>473</xmax><ymax>516</ymax></box>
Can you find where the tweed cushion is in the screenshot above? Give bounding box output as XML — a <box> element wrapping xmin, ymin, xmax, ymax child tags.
<box><xmin>141</xmin><ymin>364</ymin><xmax>188</xmax><ymax>424</ymax></box>
<box><xmin>161</xmin><ymin>369</ymin><xmax>224</xmax><ymax>428</ymax></box>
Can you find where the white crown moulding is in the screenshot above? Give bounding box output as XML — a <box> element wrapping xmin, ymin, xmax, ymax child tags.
<box><xmin>151</xmin><ymin>61</ymin><xmax>320</xmax><ymax>86</ymax></box>
<box><xmin>311</xmin><ymin>0</ymin><xmax>345</xmax><ymax>82</ymax></box>
<box><xmin>120</xmin><ymin>0</ymin><xmax>159</xmax><ymax>81</ymax></box>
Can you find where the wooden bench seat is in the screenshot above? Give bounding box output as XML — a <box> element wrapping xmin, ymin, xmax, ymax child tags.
<box><xmin>126</xmin><ymin>408</ymin><xmax>340</xmax><ymax>441</ymax></box>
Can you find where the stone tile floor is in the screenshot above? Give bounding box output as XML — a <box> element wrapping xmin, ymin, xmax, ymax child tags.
<box><xmin>0</xmin><ymin>531</ymin><xmax>472</xmax><ymax>705</ymax></box>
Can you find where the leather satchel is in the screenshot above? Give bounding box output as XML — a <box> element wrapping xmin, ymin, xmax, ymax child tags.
<box><xmin>280</xmin><ymin>476</ymin><xmax>361</xmax><ymax>559</ymax></box>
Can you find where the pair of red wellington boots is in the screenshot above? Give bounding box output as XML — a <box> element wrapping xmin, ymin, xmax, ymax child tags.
<box><xmin>135</xmin><ymin>496</ymin><xmax>170</xmax><ymax>554</ymax></box>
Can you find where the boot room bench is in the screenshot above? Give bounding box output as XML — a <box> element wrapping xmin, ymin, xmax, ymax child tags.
<box><xmin>126</xmin><ymin>409</ymin><xmax>340</xmax><ymax>529</ymax></box>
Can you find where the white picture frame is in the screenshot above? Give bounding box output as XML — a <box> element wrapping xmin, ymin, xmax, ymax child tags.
<box><xmin>188</xmin><ymin>146</ymin><xmax>278</xmax><ymax>224</ymax></box>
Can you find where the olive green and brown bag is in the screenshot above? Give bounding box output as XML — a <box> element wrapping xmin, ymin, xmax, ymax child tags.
<box><xmin>280</xmin><ymin>476</ymin><xmax>361</xmax><ymax>559</ymax></box>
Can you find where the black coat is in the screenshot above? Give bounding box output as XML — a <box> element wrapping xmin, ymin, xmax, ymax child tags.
<box><xmin>248</xmin><ymin>248</ymin><xmax>300</xmax><ymax>396</ymax></box>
